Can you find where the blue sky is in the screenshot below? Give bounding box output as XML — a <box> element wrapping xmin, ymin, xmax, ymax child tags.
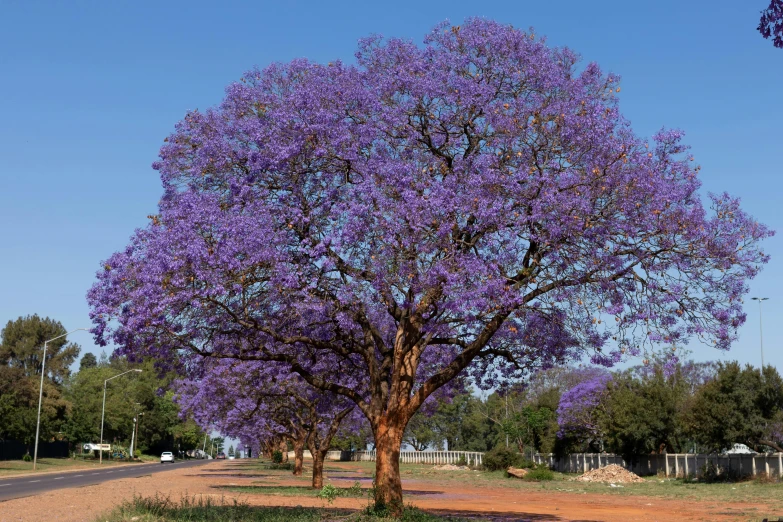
<box><xmin>1</xmin><ymin>0</ymin><xmax>781</xmax><ymax>374</ymax></box>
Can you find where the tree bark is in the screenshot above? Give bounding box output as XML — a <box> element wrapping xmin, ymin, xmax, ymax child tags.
<box><xmin>312</xmin><ymin>449</ymin><xmax>327</xmax><ymax>489</ymax></box>
<box><xmin>279</xmin><ymin>439</ymin><xmax>289</xmax><ymax>463</ymax></box>
<box><xmin>293</xmin><ymin>436</ymin><xmax>305</xmax><ymax>476</ymax></box>
<box><xmin>373</xmin><ymin>417</ymin><xmax>405</xmax><ymax>514</ymax></box>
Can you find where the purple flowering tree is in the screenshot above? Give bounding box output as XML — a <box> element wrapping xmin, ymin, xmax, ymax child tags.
<box><xmin>759</xmin><ymin>0</ymin><xmax>783</xmax><ymax>48</ymax></box>
<box><xmin>88</xmin><ymin>19</ymin><xmax>771</xmax><ymax>509</ymax></box>
<box><xmin>176</xmin><ymin>358</ymin><xmax>358</xmax><ymax>487</ymax></box>
<box><xmin>556</xmin><ymin>370</ymin><xmax>613</xmax><ymax>445</ymax></box>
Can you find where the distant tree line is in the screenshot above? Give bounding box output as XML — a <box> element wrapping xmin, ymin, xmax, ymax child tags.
<box><xmin>365</xmin><ymin>356</ymin><xmax>783</xmax><ymax>463</ymax></box>
<box><xmin>0</xmin><ymin>315</ymin><xmax>207</xmax><ymax>457</ymax></box>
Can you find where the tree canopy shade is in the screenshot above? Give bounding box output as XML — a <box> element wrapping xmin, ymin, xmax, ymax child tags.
<box><xmin>758</xmin><ymin>0</ymin><xmax>783</xmax><ymax>48</ymax></box>
<box><xmin>88</xmin><ymin>19</ymin><xmax>771</xmax><ymax>510</ymax></box>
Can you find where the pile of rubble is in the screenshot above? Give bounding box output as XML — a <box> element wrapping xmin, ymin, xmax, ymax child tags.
<box><xmin>576</xmin><ymin>464</ymin><xmax>645</xmax><ymax>484</ymax></box>
<box><xmin>433</xmin><ymin>464</ymin><xmax>470</xmax><ymax>471</ymax></box>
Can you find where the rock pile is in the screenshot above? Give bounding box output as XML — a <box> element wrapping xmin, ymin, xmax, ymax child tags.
<box><xmin>576</xmin><ymin>464</ymin><xmax>645</xmax><ymax>484</ymax></box>
<box><xmin>433</xmin><ymin>464</ymin><xmax>470</xmax><ymax>471</ymax></box>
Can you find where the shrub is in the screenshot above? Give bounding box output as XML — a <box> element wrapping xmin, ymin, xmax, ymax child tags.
<box><xmin>271</xmin><ymin>450</ymin><xmax>283</xmax><ymax>464</ymax></box>
<box><xmin>525</xmin><ymin>465</ymin><xmax>555</xmax><ymax>481</ymax></box>
<box><xmin>455</xmin><ymin>455</ymin><xmax>467</xmax><ymax>467</ymax></box>
<box><xmin>22</xmin><ymin>453</ymin><xmax>32</xmax><ymax>462</ymax></box>
<box><xmin>482</xmin><ymin>447</ymin><xmax>531</xmax><ymax>471</ymax></box>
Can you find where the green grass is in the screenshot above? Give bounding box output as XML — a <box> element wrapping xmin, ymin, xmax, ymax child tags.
<box><xmin>0</xmin><ymin>457</ymin><xmax>149</xmax><ymax>476</ymax></box>
<box><xmin>95</xmin><ymin>494</ymin><xmax>485</xmax><ymax>521</ymax></box>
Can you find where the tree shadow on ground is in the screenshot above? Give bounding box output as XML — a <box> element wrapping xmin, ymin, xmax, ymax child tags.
<box><xmin>211</xmin><ymin>484</ymin><xmax>445</xmax><ymax>497</ymax></box>
<box><xmin>425</xmin><ymin>509</ymin><xmax>596</xmax><ymax>521</ymax></box>
<box><xmin>187</xmin><ymin>472</ymin><xmax>272</xmax><ymax>478</ymax></box>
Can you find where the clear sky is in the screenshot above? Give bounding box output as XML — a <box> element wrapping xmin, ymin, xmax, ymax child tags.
<box><xmin>1</xmin><ymin>0</ymin><xmax>781</xmax><ymax>374</ymax></box>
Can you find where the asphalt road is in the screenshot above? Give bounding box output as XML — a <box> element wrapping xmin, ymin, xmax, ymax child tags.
<box><xmin>0</xmin><ymin>459</ymin><xmax>208</xmax><ymax>502</ymax></box>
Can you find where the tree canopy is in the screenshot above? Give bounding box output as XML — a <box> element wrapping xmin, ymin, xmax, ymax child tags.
<box><xmin>1</xmin><ymin>315</ymin><xmax>80</xmax><ymax>384</ymax></box>
<box><xmin>88</xmin><ymin>19</ymin><xmax>770</xmax><ymax>509</ymax></box>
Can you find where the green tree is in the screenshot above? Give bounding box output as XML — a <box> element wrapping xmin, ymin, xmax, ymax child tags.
<box><xmin>79</xmin><ymin>352</ymin><xmax>98</xmax><ymax>371</ymax></box>
<box><xmin>599</xmin><ymin>366</ymin><xmax>690</xmax><ymax>462</ymax></box>
<box><xmin>0</xmin><ymin>315</ymin><xmax>80</xmax><ymax>384</ymax></box>
<box><xmin>687</xmin><ymin>362</ymin><xmax>783</xmax><ymax>453</ymax></box>
<box><xmin>403</xmin><ymin>411</ymin><xmax>440</xmax><ymax>451</ymax></box>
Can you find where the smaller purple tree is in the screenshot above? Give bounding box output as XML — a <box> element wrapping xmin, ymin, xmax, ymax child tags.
<box><xmin>556</xmin><ymin>370</ymin><xmax>613</xmax><ymax>449</ymax></box>
<box><xmin>176</xmin><ymin>357</ymin><xmax>361</xmax><ymax>487</ymax></box>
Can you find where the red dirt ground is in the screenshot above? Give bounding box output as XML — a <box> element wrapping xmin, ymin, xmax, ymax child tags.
<box><xmin>0</xmin><ymin>460</ymin><xmax>777</xmax><ymax>521</ymax></box>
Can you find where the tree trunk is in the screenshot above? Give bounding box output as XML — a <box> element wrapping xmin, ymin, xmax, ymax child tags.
<box><xmin>312</xmin><ymin>449</ymin><xmax>327</xmax><ymax>489</ymax></box>
<box><xmin>293</xmin><ymin>437</ymin><xmax>305</xmax><ymax>476</ymax></box>
<box><xmin>373</xmin><ymin>418</ymin><xmax>405</xmax><ymax>514</ymax></box>
<box><xmin>279</xmin><ymin>440</ymin><xmax>289</xmax><ymax>463</ymax></box>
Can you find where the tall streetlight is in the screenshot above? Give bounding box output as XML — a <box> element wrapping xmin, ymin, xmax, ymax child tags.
<box><xmin>751</xmin><ymin>297</ymin><xmax>769</xmax><ymax>374</ymax></box>
<box><xmin>100</xmin><ymin>369</ymin><xmax>142</xmax><ymax>464</ymax></box>
<box><xmin>129</xmin><ymin>402</ymin><xmax>144</xmax><ymax>460</ymax></box>
<box><xmin>33</xmin><ymin>328</ymin><xmax>89</xmax><ymax>471</ymax></box>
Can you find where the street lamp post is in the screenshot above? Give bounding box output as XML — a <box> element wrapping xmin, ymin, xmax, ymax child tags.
<box><xmin>99</xmin><ymin>369</ymin><xmax>142</xmax><ymax>464</ymax></box>
<box><xmin>751</xmin><ymin>297</ymin><xmax>769</xmax><ymax>374</ymax></box>
<box><xmin>33</xmin><ymin>328</ymin><xmax>89</xmax><ymax>471</ymax></box>
<box><xmin>130</xmin><ymin>403</ymin><xmax>144</xmax><ymax>460</ymax></box>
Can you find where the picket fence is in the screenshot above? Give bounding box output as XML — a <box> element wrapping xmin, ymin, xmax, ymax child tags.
<box><xmin>295</xmin><ymin>448</ymin><xmax>782</xmax><ymax>478</ymax></box>
<box><xmin>325</xmin><ymin>450</ymin><xmax>483</xmax><ymax>465</ymax></box>
<box><xmin>532</xmin><ymin>452</ymin><xmax>783</xmax><ymax>478</ymax></box>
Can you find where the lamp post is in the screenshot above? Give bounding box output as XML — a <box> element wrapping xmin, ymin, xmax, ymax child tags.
<box><xmin>33</xmin><ymin>328</ymin><xmax>89</xmax><ymax>471</ymax></box>
<box><xmin>129</xmin><ymin>403</ymin><xmax>143</xmax><ymax>460</ymax></box>
<box><xmin>100</xmin><ymin>369</ymin><xmax>142</xmax><ymax>464</ymax></box>
<box><xmin>751</xmin><ymin>297</ymin><xmax>769</xmax><ymax>374</ymax></box>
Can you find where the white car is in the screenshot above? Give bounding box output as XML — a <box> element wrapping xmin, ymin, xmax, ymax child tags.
<box><xmin>160</xmin><ymin>451</ymin><xmax>175</xmax><ymax>463</ymax></box>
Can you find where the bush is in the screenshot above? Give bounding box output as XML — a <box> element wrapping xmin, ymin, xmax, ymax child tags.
<box><xmin>482</xmin><ymin>447</ymin><xmax>532</xmax><ymax>471</ymax></box>
<box><xmin>271</xmin><ymin>450</ymin><xmax>283</xmax><ymax>464</ymax></box>
<box><xmin>455</xmin><ymin>455</ymin><xmax>467</xmax><ymax>467</ymax></box>
<box><xmin>22</xmin><ymin>453</ymin><xmax>32</xmax><ymax>462</ymax></box>
<box><xmin>524</xmin><ymin>465</ymin><xmax>555</xmax><ymax>481</ymax></box>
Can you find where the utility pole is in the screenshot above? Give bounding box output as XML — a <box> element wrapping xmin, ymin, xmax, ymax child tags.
<box><xmin>751</xmin><ymin>297</ymin><xmax>769</xmax><ymax>375</ymax></box>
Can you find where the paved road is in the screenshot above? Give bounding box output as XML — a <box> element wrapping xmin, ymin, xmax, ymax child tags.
<box><xmin>0</xmin><ymin>459</ymin><xmax>208</xmax><ymax>502</ymax></box>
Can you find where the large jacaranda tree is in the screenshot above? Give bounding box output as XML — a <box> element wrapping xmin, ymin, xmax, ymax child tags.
<box><xmin>89</xmin><ymin>19</ymin><xmax>771</xmax><ymax>510</ymax></box>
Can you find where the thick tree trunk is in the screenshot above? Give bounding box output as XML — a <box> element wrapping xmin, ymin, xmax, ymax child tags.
<box><xmin>373</xmin><ymin>418</ymin><xmax>405</xmax><ymax>514</ymax></box>
<box><xmin>312</xmin><ymin>449</ymin><xmax>327</xmax><ymax>489</ymax></box>
<box><xmin>293</xmin><ymin>437</ymin><xmax>305</xmax><ymax>476</ymax></box>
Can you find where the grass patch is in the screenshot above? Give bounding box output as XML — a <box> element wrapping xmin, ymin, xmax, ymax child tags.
<box><xmin>0</xmin><ymin>457</ymin><xmax>148</xmax><ymax>476</ymax></box>
<box><xmin>96</xmin><ymin>494</ymin><xmax>484</xmax><ymax>521</ymax></box>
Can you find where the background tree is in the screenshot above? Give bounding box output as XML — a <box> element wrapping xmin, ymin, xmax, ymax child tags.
<box><xmin>599</xmin><ymin>363</ymin><xmax>690</xmax><ymax>462</ymax></box>
<box><xmin>1</xmin><ymin>315</ymin><xmax>80</xmax><ymax>384</ymax></box>
<box><xmin>758</xmin><ymin>0</ymin><xmax>783</xmax><ymax>48</ymax></box>
<box><xmin>403</xmin><ymin>412</ymin><xmax>439</xmax><ymax>451</ymax></box>
<box><xmin>0</xmin><ymin>366</ymin><xmax>38</xmax><ymax>443</ymax></box>
<box><xmin>79</xmin><ymin>352</ymin><xmax>98</xmax><ymax>371</ymax></box>
<box><xmin>88</xmin><ymin>19</ymin><xmax>771</xmax><ymax>510</ymax></box>
<box><xmin>688</xmin><ymin>362</ymin><xmax>783</xmax><ymax>452</ymax></box>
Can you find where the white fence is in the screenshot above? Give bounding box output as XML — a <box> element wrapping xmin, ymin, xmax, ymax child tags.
<box><xmin>331</xmin><ymin>450</ymin><xmax>483</xmax><ymax>465</ymax></box>
<box><xmin>532</xmin><ymin>452</ymin><xmax>783</xmax><ymax>478</ymax></box>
